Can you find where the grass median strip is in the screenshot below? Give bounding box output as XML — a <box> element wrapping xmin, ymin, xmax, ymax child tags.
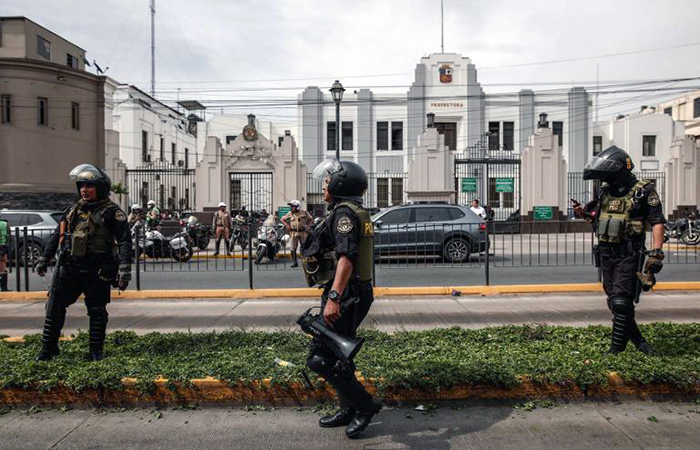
<box><xmin>1</xmin><ymin>324</ymin><xmax>699</xmax><ymax>404</ymax></box>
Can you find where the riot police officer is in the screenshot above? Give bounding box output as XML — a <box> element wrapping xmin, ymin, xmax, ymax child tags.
<box><xmin>301</xmin><ymin>159</ymin><xmax>380</xmax><ymax>439</ymax></box>
<box><xmin>34</xmin><ymin>164</ymin><xmax>132</xmax><ymax>361</ymax></box>
<box><xmin>576</xmin><ymin>146</ymin><xmax>665</xmax><ymax>354</ymax></box>
<box><xmin>0</xmin><ymin>216</ymin><xmax>9</xmax><ymax>291</ymax></box>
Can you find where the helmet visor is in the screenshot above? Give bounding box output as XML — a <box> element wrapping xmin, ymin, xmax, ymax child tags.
<box><xmin>69</xmin><ymin>164</ymin><xmax>102</xmax><ymax>182</ymax></box>
<box><xmin>583</xmin><ymin>156</ymin><xmax>623</xmax><ymax>174</ymax></box>
<box><xmin>311</xmin><ymin>159</ymin><xmax>343</xmax><ymax>181</ymax></box>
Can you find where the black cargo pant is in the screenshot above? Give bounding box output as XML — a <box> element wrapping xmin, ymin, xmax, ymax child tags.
<box><xmin>306</xmin><ymin>280</ymin><xmax>374</xmax><ymax>412</ymax></box>
<box><xmin>599</xmin><ymin>243</ymin><xmax>645</xmax><ymax>352</ymax></box>
<box><xmin>41</xmin><ymin>265</ymin><xmax>111</xmax><ymax>354</ymax></box>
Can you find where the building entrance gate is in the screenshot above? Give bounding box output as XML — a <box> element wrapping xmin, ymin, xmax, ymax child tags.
<box><xmin>125</xmin><ymin>162</ymin><xmax>196</xmax><ymax>213</ymax></box>
<box><xmin>454</xmin><ymin>134</ymin><xmax>521</xmax><ymax>222</ymax></box>
<box><xmin>229</xmin><ymin>172</ymin><xmax>273</xmax><ymax>213</ymax></box>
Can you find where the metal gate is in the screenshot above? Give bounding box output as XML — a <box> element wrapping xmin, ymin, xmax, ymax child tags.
<box><xmin>454</xmin><ymin>134</ymin><xmax>521</xmax><ymax>221</ymax></box>
<box><xmin>230</xmin><ymin>172</ymin><xmax>273</xmax><ymax>213</ymax></box>
<box><xmin>125</xmin><ymin>162</ymin><xmax>196</xmax><ymax>212</ymax></box>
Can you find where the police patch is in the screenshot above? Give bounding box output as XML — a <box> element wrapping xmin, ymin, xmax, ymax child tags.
<box><xmin>115</xmin><ymin>210</ymin><xmax>127</xmax><ymax>222</ymax></box>
<box><xmin>647</xmin><ymin>192</ymin><xmax>660</xmax><ymax>207</ymax></box>
<box><xmin>336</xmin><ymin>215</ymin><xmax>353</xmax><ymax>234</ymax></box>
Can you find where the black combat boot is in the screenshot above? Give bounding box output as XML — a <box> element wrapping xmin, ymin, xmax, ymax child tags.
<box><xmin>88</xmin><ymin>308</ymin><xmax>108</xmax><ymax>361</ymax></box>
<box><xmin>629</xmin><ymin>320</ymin><xmax>654</xmax><ymax>354</ymax></box>
<box><xmin>291</xmin><ymin>251</ymin><xmax>298</xmax><ymax>268</ymax></box>
<box><xmin>319</xmin><ymin>407</ymin><xmax>355</xmax><ymax>428</ymax></box>
<box><xmin>345</xmin><ymin>401</ymin><xmax>382</xmax><ymax>439</ymax></box>
<box><xmin>35</xmin><ymin>310</ymin><xmax>66</xmax><ymax>361</ymax></box>
<box><xmin>225</xmin><ymin>239</ymin><xmax>231</xmax><ymax>256</ymax></box>
<box><xmin>213</xmin><ymin>238</ymin><xmax>221</xmax><ymax>256</ymax></box>
<box><xmin>0</xmin><ymin>272</ymin><xmax>8</xmax><ymax>291</ymax></box>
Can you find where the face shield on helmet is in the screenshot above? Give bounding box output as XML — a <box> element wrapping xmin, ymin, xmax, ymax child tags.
<box><xmin>69</xmin><ymin>163</ymin><xmax>111</xmax><ymax>199</ymax></box>
<box><xmin>583</xmin><ymin>156</ymin><xmax>624</xmax><ymax>181</ymax></box>
<box><xmin>311</xmin><ymin>159</ymin><xmax>343</xmax><ymax>182</ymax></box>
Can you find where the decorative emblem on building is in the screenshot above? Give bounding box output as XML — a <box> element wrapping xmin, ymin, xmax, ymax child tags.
<box><xmin>439</xmin><ymin>64</ymin><xmax>453</xmax><ymax>84</ymax></box>
<box><xmin>242</xmin><ymin>113</ymin><xmax>259</xmax><ymax>142</ymax></box>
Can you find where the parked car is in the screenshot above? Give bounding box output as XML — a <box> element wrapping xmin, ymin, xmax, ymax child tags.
<box><xmin>0</xmin><ymin>210</ymin><xmax>62</xmax><ymax>266</ymax></box>
<box><xmin>372</xmin><ymin>204</ymin><xmax>488</xmax><ymax>263</ymax></box>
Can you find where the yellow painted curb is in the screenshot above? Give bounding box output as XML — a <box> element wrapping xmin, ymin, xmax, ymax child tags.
<box><xmin>1</xmin><ymin>282</ymin><xmax>699</xmax><ymax>301</ymax></box>
<box><xmin>1</xmin><ymin>376</ymin><xmax>698</xmax><ymax>407</ymax></box>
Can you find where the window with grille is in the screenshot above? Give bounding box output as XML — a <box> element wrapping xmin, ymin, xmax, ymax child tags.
<box><xmin>391</xmin><ymin>178</ymin><xmax>403</xmax><ymax>205</ymax></box>
<box><xmin>37</xmin><ymin>98</ymin><xmax>48</xmax><ymax>126</ymax></box>
<box><xmin>342</xmin><ymin>121</ymin><xmax>353</xmax><ymax>151</ymax></box>
<box><xmin>171</xmin><ymin>143</ymin><xmax>176</xmax><ymax>163</ymax></box>
<box><xmin>503</xmin><ymin>122</ymin><xmax>514</xmax><ymax>150</ymax></box>
<box><xmin>377</xmin><ymin>178</ymin><xmax>389</xmax><ymax>208</ymax></box>
<box><xmin>1</xmin><ymin>95</ymin><xmax>10</xmax><ymax>124</ymax></box>
<box><xmin>488</xmin><ymin>178</ymin><xmax>501</xmax><ymax>208</ymax></box>
<box><xmin>37</xmin><ymin>36</ymin><xmax>50</xmax><ymax>59</ymax></box>
<box><xmin>488</xmin><ymin>122</ymin><xmax>499</xmax><ymax>150</ymax></box>
<box><xmin>642</xmin><ymin>135</ymin><xmax>656</xmax><ymax>157</ymax></box>
<box><xmin>377</xmin><ymin>122</ymin><xmax>388</xmax><ymax>150</ymax></box>
<box><xmin>142</xmin><ymin>131</ymin><xmax>148</xmax><ymax>161</ymax></box>
<box><xmin>435</xmin><ymin>122</ymin><xmax>457</xmax><ymax>150</ymax></box>
<box><xmin>552</xmin><ymin>121</ymin><xmax>563</xmax><ymax>147</ymax></box>
<box><xmin>391</xmin><ymin>122</ymin><xmax>403</xmax><ymax>150</ymax></box>
<box><xmin>326</xmin><ymin>122</ymin><xmax>336</xmax><ymax>151</ymax></box>
<box><xmin>593</xmin><ymin>136</ymin><xmax>603</xmax><ymax>155</ymax></box>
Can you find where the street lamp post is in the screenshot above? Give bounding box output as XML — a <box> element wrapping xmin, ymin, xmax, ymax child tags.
<box><xmin>330</xmin><ymin>80</ymin><xmax>345</xmax><ymax>160</ymax></box>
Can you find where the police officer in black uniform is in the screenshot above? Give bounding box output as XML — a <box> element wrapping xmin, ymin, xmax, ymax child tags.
<box><xmin>34</xmin><ymin>164</ymin><xmax>132</xmax><ymax>361</ymax></box>
<box><xmin>575</xmin><ymin>146</ymin><xmax>665</xmax><ymax>354</ymax></box>
<box><xmin>301</xmin><ymin>159</ymin><xmax>381</xmax><ymax>439</ymax></box>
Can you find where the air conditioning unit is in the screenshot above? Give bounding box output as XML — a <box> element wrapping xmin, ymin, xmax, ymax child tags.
<box><xmin>177</xmin><ymin>160</ymin><xmax>184</xmax><ymax>167</ymax></box>
<box><xmin>144</xmin><ymin>154</ymin><xmax>151</xmax><ymax>162</ymax></box>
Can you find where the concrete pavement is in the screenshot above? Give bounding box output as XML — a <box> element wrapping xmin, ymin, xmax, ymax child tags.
<box><xmin>1</xmin><ymin>401</ymin><xmax>700</xmax><ymax>449</ymax></box>
<box><xmin>1</xmin><ymin>291</ymin><xmax>699</xmax><ymax>337</ymax></box>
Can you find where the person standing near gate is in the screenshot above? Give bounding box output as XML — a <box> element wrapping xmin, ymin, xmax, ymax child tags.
<box><xmin>281</xmin><ymin>199</ymin><xmax>313</xmax><ymax>268</ymax></box>
<box><xmin>34</xmin><ymin>164</ymin><xmax>132</xmax><ymax>361</ymax></box>
<box><xmin>469</xmin><ymin>199</ymin><xmax>488</xmax><ymax>220</ymax></box>
<box><xmin>0</xmin><ymin>216</ymin><xmax>9</xmax><ymax>291</ymax></box>
<box><xmin>212</xmin><ymin>202</ymin><xmax>232</xmax><ymax>256</ymax></box>
<box><xmin>127</xmin><ymin>204</ymin><xmax>144</xmax><ymax>228</ymax></box>
<box><xmin>301</xmin><ymin>160</ymin><xmax>381</xmax><ymax>439</ymax></box>
<box><xmin>146</xmin><ymin>200</ymin><xmax>160</xmax><ymax>229</ymax></box>
<box><xmin>574</xmin><ymin>146</ymin><xmax>665</xmax><ymax>355</ymax></box>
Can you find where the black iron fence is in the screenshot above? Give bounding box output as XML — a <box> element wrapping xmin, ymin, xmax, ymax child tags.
<box><xmin>4</xmin><ymin>220</ymin><xmax>699</xmax><ymax>292</ymax></box>
<box><xmin>125</xmin><ymin>161</ymin><xmax>196</xmax><ymax>213</ymax></box>
<box><xmin>307</xmin><ymin>172</ymin><xmax>408</xmax><ymax>215</ymax></box>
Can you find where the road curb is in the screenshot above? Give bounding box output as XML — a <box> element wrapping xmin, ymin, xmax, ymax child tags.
<box><xmin>1</xmin><ymin>374</ymin><xmax>698</xmax><ymax>407</ymax></box>
<box><xmin>2</xmin><ymin>282</ymin><xmax>700</xmax><ymax>301</ymax></box>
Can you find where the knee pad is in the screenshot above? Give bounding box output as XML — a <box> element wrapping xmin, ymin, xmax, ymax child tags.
<box><xmin>87</xmin><ymin>305</ymin><xmax>108</xmax><ymax>320</ymax></box>
<box><xmin>306</xmin><ymin>353</ymin><xmax>334</xmax><ymax>378</ymax></box>
<box><xmin>610</xmin><ymin>296</ymin><xmax>632</xmax><ymax>315</ymax></box>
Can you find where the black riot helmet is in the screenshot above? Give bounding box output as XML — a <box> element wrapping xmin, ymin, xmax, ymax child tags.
<box><xmin>583</xmin><ymin>145</ymin><xmax>634</xmax><ymax>183</ymax></box>
<box><xmin>312</xmin><ymin>159</ymin><xmax>368</xmax><ymax>203</ymax></box>
<box><xmin>69</xmin><ymin>163</ymin><xmax>112</xmax><ymax>200</ymax></box>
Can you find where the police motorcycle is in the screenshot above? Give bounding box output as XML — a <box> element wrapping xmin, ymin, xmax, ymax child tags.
<box><xmin>229</xmin><ymin>214</ymin><xmax>249</xmax><ymax>252</ymax></box>
<box><xmin>254</xmin><ymin>216</ymin><xmax>290</xmax><ymax>264</ymax></box>
<box><xmin>132</xmin><ymin>223</ymin><xmax>193</xmax><ymax>262</ymax></box>
<box><xmin>180</xmin><ymin>215</ymin><xmax>211</xmax><ymax>251</ymax></box>
<box><xmin>664</xmin><ymin>210</ymin><xmax>700</xmax><ymax>245</ymax></box>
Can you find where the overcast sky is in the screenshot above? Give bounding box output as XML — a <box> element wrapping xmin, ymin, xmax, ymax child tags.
<box><xmin>4</xmin><ymin>0</ymin><xmax>700</xmax><ymax>121</ymax></box>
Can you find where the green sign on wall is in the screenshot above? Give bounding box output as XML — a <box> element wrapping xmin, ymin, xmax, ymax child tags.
<box><xmin>495</xmin><ymin>178</ymin><xmax>514</xmax><ymax>193</ymax></box>
<box><xmin>461</xmin><ymin>178</ymin><xmax>477</xmax><ymax>192</ymax></box>
<box><xmin>533</xmin><ymin>206</ymin><xmax>554</xmax><ymax>221</ymax></box>
<box><xmin>277</xmin><ymin>206</ymin><xmax>291</xmax><ymax>219</ymax></box>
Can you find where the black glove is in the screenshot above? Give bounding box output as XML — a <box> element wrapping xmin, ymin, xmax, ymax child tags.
<box><xmin>117</xmin><ymin>264</ymin><xmax>131</xmax><ymax>290</ymax></box>
<box><xmin>35</xmin><ymin>256</ymin><xmax>49</xmax><ymax>277</ymax></box>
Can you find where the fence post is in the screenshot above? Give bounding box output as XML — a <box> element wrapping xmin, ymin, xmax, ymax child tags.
<box><xmin>484</xmin><ymin>221</ymin><xmax>490</xmax><ymax>286</ymax></box>
<box><xmin>23</xmin><ymin>227</ymin><xmax>29</xmax><ymax>292</ymax></box>
<box><xmin>14</xmin><ymin>227</ymin><xmax>21</xmax><ymax>292</ymax></box>
<box><xmin>248</xmin><ymin>220</ymin><xmax>254</xmax><ymax>290</ymax></box>
<box><xmin>135</xmin><ymin>225</ymin><xmax>141</xmax><ymax>291</ymax></box>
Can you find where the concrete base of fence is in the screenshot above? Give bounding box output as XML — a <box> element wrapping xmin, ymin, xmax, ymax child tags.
<box><xmin>1</xmin><ymin>374</ymin><xmax>698</xmax><ymax>408</ymax></box>
<box><xmin>1</xmin><ymin>282</ymin><xmax>700</xmax><ymax>301</ymax></box>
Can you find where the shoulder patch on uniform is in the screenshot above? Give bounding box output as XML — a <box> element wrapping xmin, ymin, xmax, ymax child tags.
<box><xmin>647</xmin><ymin>191</ymin><xmax>660</xmax><ymax>207</ymax></box>
<box><xmin>336</xmin><ymin>215</ymin><xmax>354</xmax><ymax>234</ymax></box>
<box><xmin>114</xmin><ymin>210</ymin><xmax>127</xmax><ymax>222</ymax></box>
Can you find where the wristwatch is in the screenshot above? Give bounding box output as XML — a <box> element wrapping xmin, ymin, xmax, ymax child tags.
<box><xmin>328</xmin><ymin>290</ymin><xmax>341</xmax><ymax>303</ymax></box>
<box><xmin>648</xmin><ymin>249</ymin><xmax>665</xmax><ymax>260</ymax></box>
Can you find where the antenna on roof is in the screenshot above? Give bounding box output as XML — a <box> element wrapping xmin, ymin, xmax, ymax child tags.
<box><xmin>441</xmin><ymin>0</ymin><xmax>444</xmax><ymax>53</ymax></box>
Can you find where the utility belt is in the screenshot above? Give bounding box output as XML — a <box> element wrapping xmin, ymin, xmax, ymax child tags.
<box><xmin>594</xmin><ymin>240</ymin><xmax>643</xmax><ymax>262</ymax></box>
<box><xmin>291</xmin><ymin>227</ymin><xmax>306</xmax><ymax>233</ymax></box>
<box><xmin>64</xmin><ymin>252</ymin><xmax>115</xmax><ymax>274</ymax></box>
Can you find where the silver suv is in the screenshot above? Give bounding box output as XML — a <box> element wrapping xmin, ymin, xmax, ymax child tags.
<box><xmin>372</xmin><ymin>204</ymin><xmax>488</xmax><ymax>263</ymax></box>
<box><xmin>0</xmin><ymin>210</ymin><xmax>62</xmax><ymax>265</ymax></box>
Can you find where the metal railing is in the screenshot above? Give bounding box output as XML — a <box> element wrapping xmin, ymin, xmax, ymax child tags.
<box><xmin>4</xmin><ymin>221</ymin><xmax>699</xmax><ymax>292</ymax></box>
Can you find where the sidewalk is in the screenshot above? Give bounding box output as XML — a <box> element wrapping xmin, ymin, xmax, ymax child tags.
<box><xmin>1</xmin><ymin>291</ymin><xmax>698</xmax><ymax>337</ymax></box>
<box><xmin>1</xmin><ymin>401</ymin><xmax>699</xmax><ymax>450</ymax></box>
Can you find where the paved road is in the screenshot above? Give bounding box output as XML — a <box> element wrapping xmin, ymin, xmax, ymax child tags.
<box><xmin>2</xmin><ymin>401</ymin><xmax>699</xmax><ymax>449</ymax></box>
<box><xmin>8</xmin><ymin>263</ymin><xmax>699</xmax><ymax>292</ymax></box>
<box><xmin>1</xmin><ymin>291</ymin><xmax>698</xmax><ymax>337</ymax></box>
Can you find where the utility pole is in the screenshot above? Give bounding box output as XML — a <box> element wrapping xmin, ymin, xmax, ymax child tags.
<box><xmin>150</xmin><ymin>0</ymin><xmax>156</xmax><ymax>98</ymax></box>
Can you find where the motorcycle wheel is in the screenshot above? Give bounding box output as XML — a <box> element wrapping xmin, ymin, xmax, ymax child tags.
<box><xmin>197</xmin><ymin>237</ymin><xmax>209</xmax><ymax>251</ymax></box>
<box><xmin>255</xmin><ymin>250</ymin><xmax>264</xmax><ymax>265</ymax></box>
<box><xmin>680</xmin><ymin>231</ymin><xmax>700</xmax><ymax>245</ymax></box>
<box><xmin>239</xmin><ymin>236</ymin><xmax>248</xmax><ymax>251</ymax></box>
<box><xmin>172</xmin><ymin>246</ymin><xmax>193</xmax><ymax>262</ymax></box>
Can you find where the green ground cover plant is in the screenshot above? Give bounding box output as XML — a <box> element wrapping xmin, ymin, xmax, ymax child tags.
<box><xmin>0</xmin><ymin>324</ymin><xmax>698</xmax><ymax>394</ymax></box>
